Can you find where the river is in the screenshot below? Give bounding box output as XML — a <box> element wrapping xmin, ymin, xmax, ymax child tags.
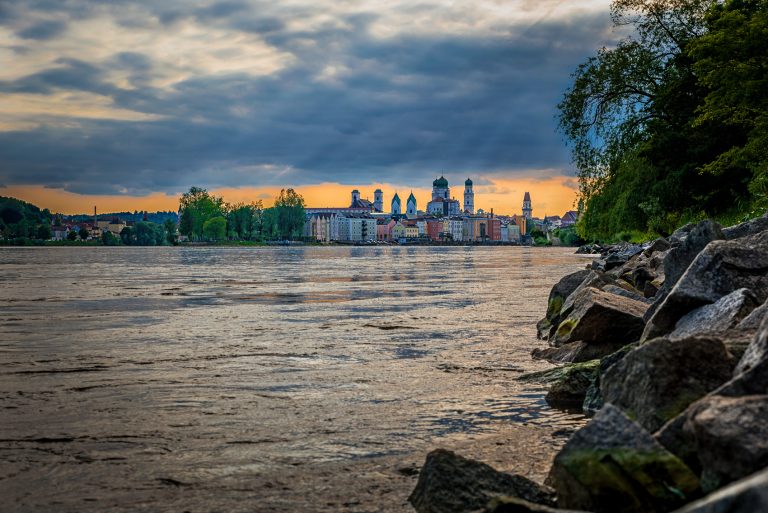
<box><xmin>0</xmin><ymin>246</ymin><xmax>588</xmax><ymax>512</ymax></box>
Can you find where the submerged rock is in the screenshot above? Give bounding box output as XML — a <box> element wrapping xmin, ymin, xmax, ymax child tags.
<box><xmin>408</xmin><ymin>449</ymin><xmax>555</xmax><ymax>513</ymax></box>
<box><xmin>542</xmin><ymin>360</ymin><xmax>600</xmax><ymax>409</ymax></box>
<box><xmin>601</xmin><ymin>336</ymin><xmax>734</xmax><ymax>433</ymax></box>
<box><xmin>552</xmin><ymin>287</ymin><xmax>648</xmax><ymax>347</ymax></box>
<box><xmin>671</xmin><ymin>467</ymin><xmax>768</xmax><ymax>513</ymax></box>
<box><xmin>550</xmin><ymin>404</ymin><xmax>699</xmax><ymax>513</ymax></box>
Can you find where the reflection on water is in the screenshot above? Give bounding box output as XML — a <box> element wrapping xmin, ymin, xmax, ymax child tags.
<box><xmin>0</xmin><ymin>246</ymin><xmax>588</xmax><ymax>511</ymax></box>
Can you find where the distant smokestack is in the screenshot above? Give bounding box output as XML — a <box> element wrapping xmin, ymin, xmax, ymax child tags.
<box><xmin>94</xmin><ymin>206</ymin><xmax>97</xmax><ymax>224</ymax></box>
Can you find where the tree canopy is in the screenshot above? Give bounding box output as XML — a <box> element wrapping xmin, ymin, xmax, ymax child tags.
<box><xmin>559</xmin><ymin>0</ymin><xmax>768</xmax><ymax>240</ymax></box>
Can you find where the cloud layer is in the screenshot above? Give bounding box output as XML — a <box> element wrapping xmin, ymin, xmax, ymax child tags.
<box><xmin>0</xmin><ymin>0</ymin><xmax>615</xmax><ymax>196</ymax></box>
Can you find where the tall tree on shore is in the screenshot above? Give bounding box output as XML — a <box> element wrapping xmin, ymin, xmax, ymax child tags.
<box><xmin>178</xmin><ymin>187</ymin><xmax>224</xmax><ymax>241</ymax></box>
<box><xmin>558</xmin><ymin>0</ymin><xmax>767</xmax><ymax>239</ymax></box>
<box><xmin>269</xmin><ymin>188</ymin><xmax>306</xmax><ymax>240</ymax></box>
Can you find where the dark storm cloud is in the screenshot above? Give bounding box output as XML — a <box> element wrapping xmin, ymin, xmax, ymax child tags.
<box><xmin>16</xmin><ymin>20</ymin><xmax>67</xmax><ymax>40</ymax></box>
<box><xmin>0</xmin><ymin>1</ymin><xmax>616</xmax><ymax>195</ymax></box>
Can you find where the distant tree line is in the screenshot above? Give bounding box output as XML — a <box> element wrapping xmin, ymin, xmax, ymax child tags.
<box><xmin>0</xmin><ymin>196</ymin><xmax>53</xmax><ymax>243</ymax></box>
<box><xmin>559</xmin><ymin>0</ymin><xmax>768</xmax><ymax>241</ymax></box>
<box><xmin>178</xmin><ymin>186</ymin><xmax>306</xmax><ymax>242</ymax></box>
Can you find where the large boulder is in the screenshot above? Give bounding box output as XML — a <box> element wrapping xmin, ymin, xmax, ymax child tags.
<box><xmin>601</xmin><ymin>336</ymin><xmax>734</xmax><ymax>432</ymax></box>
<box><xmin>643</xmin><ymin>220</ymin><xmax>724</xmax><ymax>324</ymax></box>
<box><xmin>722</xmin><ymin>211</ymin><xmax>768</xmax><ymax>240</ymax></box>
<box><xmin>642</xmin><ymin>230</ymin><xmax>768</xmax><ymax>341</ymax></box>
<box><xmin>408</xmin><ymin>449</ymin><xmax>555</xmax><ymax>513</ymax></box>
<box><xmin>537</xmin><ymin>269</ymin><xmax>591</xmax><ymax>340</ymax></box>
<box><xmin>552</xmin><ymin>287</ymin><xmax>648</xmax><ymax>347</ymax></box>
<box><xmin>671</xmin><ymin>467</ymin><xmax>768</xmax><ymax>513</ymax></box>
<box><xmin>550</xmin><ymin>404</ymin><xmax>699</xmax><ymax>513</ymax></box>
<box><xmin>582</xmin><ymin>344</ymin><xmax>638</xmax><ymax>416</ymax></box>
<box><xmin>684</xmin><ymin>394</ymin><xmax>768</xmax><ymax>492</ymax></box>
<box><xmin>668</xmin><ymin>288</ymin><xmax>759</xmax><ymax>340</ymax></box>
<box><xmin>558</xmin><ymin>272</ymin><xmax>614</xmax><ymax>320</ymax></box>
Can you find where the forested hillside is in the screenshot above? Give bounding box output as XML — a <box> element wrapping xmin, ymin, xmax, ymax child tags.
<box><xmin>559</xmin><ymin>0</ymin><xmax>767</xmax><ymax>240</ymax></box>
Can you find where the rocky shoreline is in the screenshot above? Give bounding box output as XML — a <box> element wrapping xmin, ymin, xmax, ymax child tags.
<box><xmin>408</xmin><ymin>213</ymin><xmax>768</xmax><ymax>512</ymax></box>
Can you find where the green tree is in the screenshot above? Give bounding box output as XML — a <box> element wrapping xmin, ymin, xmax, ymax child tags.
<box><xmin>202</xmin><ymin>216</ymin><xmax>227</xmax><ymax>241</ymax></box>
<box><xmin>67</xmin><ymin>230</ymin><xmax>78</xmax><ymax>241</ymax></box>
<box><xmin>178</xmin><ymin>187</ymin><xmax>224</xmax><ymax>240</ymax></box>
<box><xmin>272</xmin><ymin>188</ymin><xmax>306</xmax><ymax>240</ymax></box>
<box><xmin>101</xmin><ymin>231</ymin><xmax>119</xmax><ymax>246</ymax></box>
<box><xmin>558</xmin><ymin>0</ymin><xmax>765</xmax><ymax>240</ymax></box>
<box><xmin>227</xmin><ymin>201</ymin><xmax>263</xmax><ymax>240</ymax></box>
<box><xmin>689</xmin><ymin>0</ymin><xmax>768</xmax><ymax>208</ymax></box>
<box><xmin>37</xmin><ymin>224</ymin><xmax>51</xmax><ymax>240</ymax></box>
<box><xmin>163</xmin><ymin>218</ymin><xmax>178</xmax><ymax>245</ymax></box>
<box><xmin>79</xmin><ymin>227</ymin><xmax>89</xmax><ymax>240</ymax></box>
<box><xmin>133</xmin><ymin>221</ymin><xmax>165</xmax><ymax>245</ymax></box>
<box><xmin>120</xmin><ymin>226</ymin><xmax>134</xmax><ymax>245</ymax></box>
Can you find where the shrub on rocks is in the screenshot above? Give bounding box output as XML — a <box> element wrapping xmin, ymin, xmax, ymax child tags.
<box><xmin>549</xmin><ymin>404</ymin><xmax>699</xmax><ymax>513</ymax></box>
<box><xmin>408</xmin><ymin>449</ymin><xmax>555</xmax><ymax>513</ymax></box>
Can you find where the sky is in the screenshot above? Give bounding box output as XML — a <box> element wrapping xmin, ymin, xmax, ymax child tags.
<box><xmin>0</xmin><ymin>0</ymin><xmax>617</xmax><ymax>216</ymax></box>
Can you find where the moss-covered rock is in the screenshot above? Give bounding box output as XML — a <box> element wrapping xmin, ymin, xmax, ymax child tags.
<box><xmin>550</xmin><ymin>405</ymin><xmax>699</xmax><ymax>513</ymax></box>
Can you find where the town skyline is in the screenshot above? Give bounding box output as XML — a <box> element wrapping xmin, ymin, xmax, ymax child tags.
<box><xmin>2</xmin><ymin>175</ymin><xmax>577</xmax><ymax>217</ymax></box>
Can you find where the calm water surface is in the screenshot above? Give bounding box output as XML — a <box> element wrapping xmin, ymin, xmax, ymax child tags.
<box><xmin>0</xmin><ymin>246</ymin><xmax>587</xmax><ymax>511</ymax></box>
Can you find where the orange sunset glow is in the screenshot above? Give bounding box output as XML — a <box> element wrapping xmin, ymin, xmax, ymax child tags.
<box><xmin>2</xmin><ymin>176</ymin><xmax>578</xmax><ymax>217</ymax></box>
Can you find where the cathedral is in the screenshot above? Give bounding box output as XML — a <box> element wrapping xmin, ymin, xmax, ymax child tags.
<box><xmin>426</xmin><ymin>176</ymin><xmax>462</xmax><ymax>216</ymax></box>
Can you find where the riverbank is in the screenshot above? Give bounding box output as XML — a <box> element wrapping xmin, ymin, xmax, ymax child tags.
<box><xmin>407</xmin><ymin>212</ymin><xmax>768</xmax><ymax>512</ymax></box>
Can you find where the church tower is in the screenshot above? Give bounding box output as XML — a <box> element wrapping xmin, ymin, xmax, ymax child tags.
<box><xmin>463</xmin><ymin>178</ymin><xmax>474</xmax><ymax>214</ymax></box>
<box><xmin>406</xmin><ymin>192</ymin><xmax>417</xmax><ymax>217</ymax></box>
<box><xmin>351</xmin><ymin>189</ymin><xmax>361</xmax><ymax>205</ymax></box>
<box><xmin>391</xmin><ymin>193</ymin><xmax>401</xmax><ymax>215</ymax></box>
<box><xmin>374</xmin><ymin>189</ymin><xmax>383</xmax><ymax>212</ymax></box>
<box><xmin>523</xmin><ymin>191</ymin><xmax>532</xmax><ymax>219</ymax></box>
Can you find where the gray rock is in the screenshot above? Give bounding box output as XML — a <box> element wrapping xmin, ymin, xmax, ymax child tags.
<box><xmin>734</xmin><ymin>308</ymin><xmax>768</xmax><ymax>375</ymax></box>
<box><xmin>582</xmin><ymin>343</ymin><xmax>638</xmax><ymax>416</ymax></box>
<box><xmin>602</xmin><ymin>336</ymin><xmax>734</xmax><ymax>432</ymax></box>
<box><xmin>408</xmin><ymin>449</ymin><xmax>555</xmax><ymax>513</ymax></box>
<box><xmin>663</xmin><ymin>220</ymin><xmax>725</xmax><ymax>294</ymax></box>
<box><xmin>643</xmin><ymin>237</ymin><xmax>671</xmax><ymax>257</ymax></box>
<box><xmin>552</xmin><ymin>287</ymin><xmax>648</xmax><ymax>347</ymax></box>
<box><xmin>722</xmin><ymin>211</ymin><xmax>768</xmax><ymax>240</ymax></box>
<box><xmin>559</xmin><ymin>271</ymin><xmax>614</xmax><ymax>320</ymax></box>
<box><xmin>642</xmin><ymin>230</ymin><xmax>768</xmax><ymax>341</ymax></box>
<box><xmin>685</xmin><ymin>394</ymin><xmax>768</xmax><ymax>492</ymax></box>
<box><xmin>550</xmin><ymin>404</ymin><xmax>699</xmax><ymax>513</ymax></box>
<box><xmin>736</xmin><ymin>298</ymin><xmax>768</xmax><ymax>331</ymax></box>
<box><xmin>543</xmin><ymin>360</ymin><xmax>600</xmax><ymax>409</ymax></box>
<box><xmin>671</xmin><ymin>467</ymin><xmax>768</xmax><ymax>513</ymax></box>
<box><xmin>669</xmin><ymin>288</ymin><xmax>759</xmax><ymax>340</ymax></box>
<box><xmin>537</xmin><ymin>269</ymin><xmax>591</xmax><ymax>340</ymax></box>
<box><xmin>643</xmin><ymin>220</ymin><xmax>724</xmax><ymax>325</ymax></box>
<box><xmin>603</xmin><ymin>283</ymin><xmax>652</xmax><ymax>303</ymax></box>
